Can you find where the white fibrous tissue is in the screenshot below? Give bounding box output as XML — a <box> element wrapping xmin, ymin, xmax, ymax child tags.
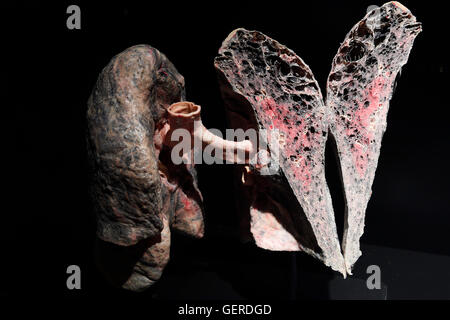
<box><xmin>215</xmin><ymin>1</ymin><xmax>421</xmax><ymax>275</ymax></box>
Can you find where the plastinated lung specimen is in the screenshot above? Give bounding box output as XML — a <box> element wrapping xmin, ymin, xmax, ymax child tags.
<box><xmin>215</xmin><ymin>1</ymin><xmax>421</xmax><ymax>275</ymax></box>
<box><xmin>87</xmin><ymin>47</ymin><xmax>266</xmax><ymax>291</ymax></box>
<box><xmin>215</xmin><ymin>29</ymin><xmax>345</xmax><ymax>274</ymax></box>
<box><xmin>326</xmin><ymin>1</ymin><xmax>421</xmax><ymax>273</ymax></box>
<box><xmin>87</xmin><ymin>45</ymin><xmax>204</xmax><ymax>291</ymax></box>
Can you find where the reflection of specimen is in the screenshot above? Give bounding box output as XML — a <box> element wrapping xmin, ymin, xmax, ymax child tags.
<box><xmin>215</xmin><ymin>2</ymin><xmax>421</xmax><ymax>275</ymax></box>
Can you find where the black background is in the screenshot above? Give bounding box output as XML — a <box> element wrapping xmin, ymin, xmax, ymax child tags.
<box><xmin>4</xmin><ymin>0</ymin><xmax>450</xmax><ymax>301</ymax></box>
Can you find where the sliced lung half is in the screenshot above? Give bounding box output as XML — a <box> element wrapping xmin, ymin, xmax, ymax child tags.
<box><xmin>326</xmin><ymin>1</ymin><xmax>421</xmax><ymax>273</ymax></box>
<box><xmin>215</xmin><ymin>29</ymin><xmax>346</xmax><ymax>275</ymax></box>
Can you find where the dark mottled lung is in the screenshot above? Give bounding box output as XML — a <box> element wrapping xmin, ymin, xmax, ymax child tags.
<box><xmin>87</xmin><ymin>45</ymin><xmax>184</xmax><ymax>245</ymax></box>
<box><xmin>87</xmin><ymin>45</ymin><xmax>204</xmax><ymax>290</ymax></box>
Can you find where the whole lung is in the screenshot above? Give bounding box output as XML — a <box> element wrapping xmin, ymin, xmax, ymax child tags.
<box><xmin>87</xmin><ymin>45</ymin><xmax>204</xmax><ymax>291</ymax></box>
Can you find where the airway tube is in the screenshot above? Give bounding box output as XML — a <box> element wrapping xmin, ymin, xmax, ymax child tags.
<box><xmin>165</xmin><ymin>101</ymin><xmax>255</xmax><ymax>164</ymax></box>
